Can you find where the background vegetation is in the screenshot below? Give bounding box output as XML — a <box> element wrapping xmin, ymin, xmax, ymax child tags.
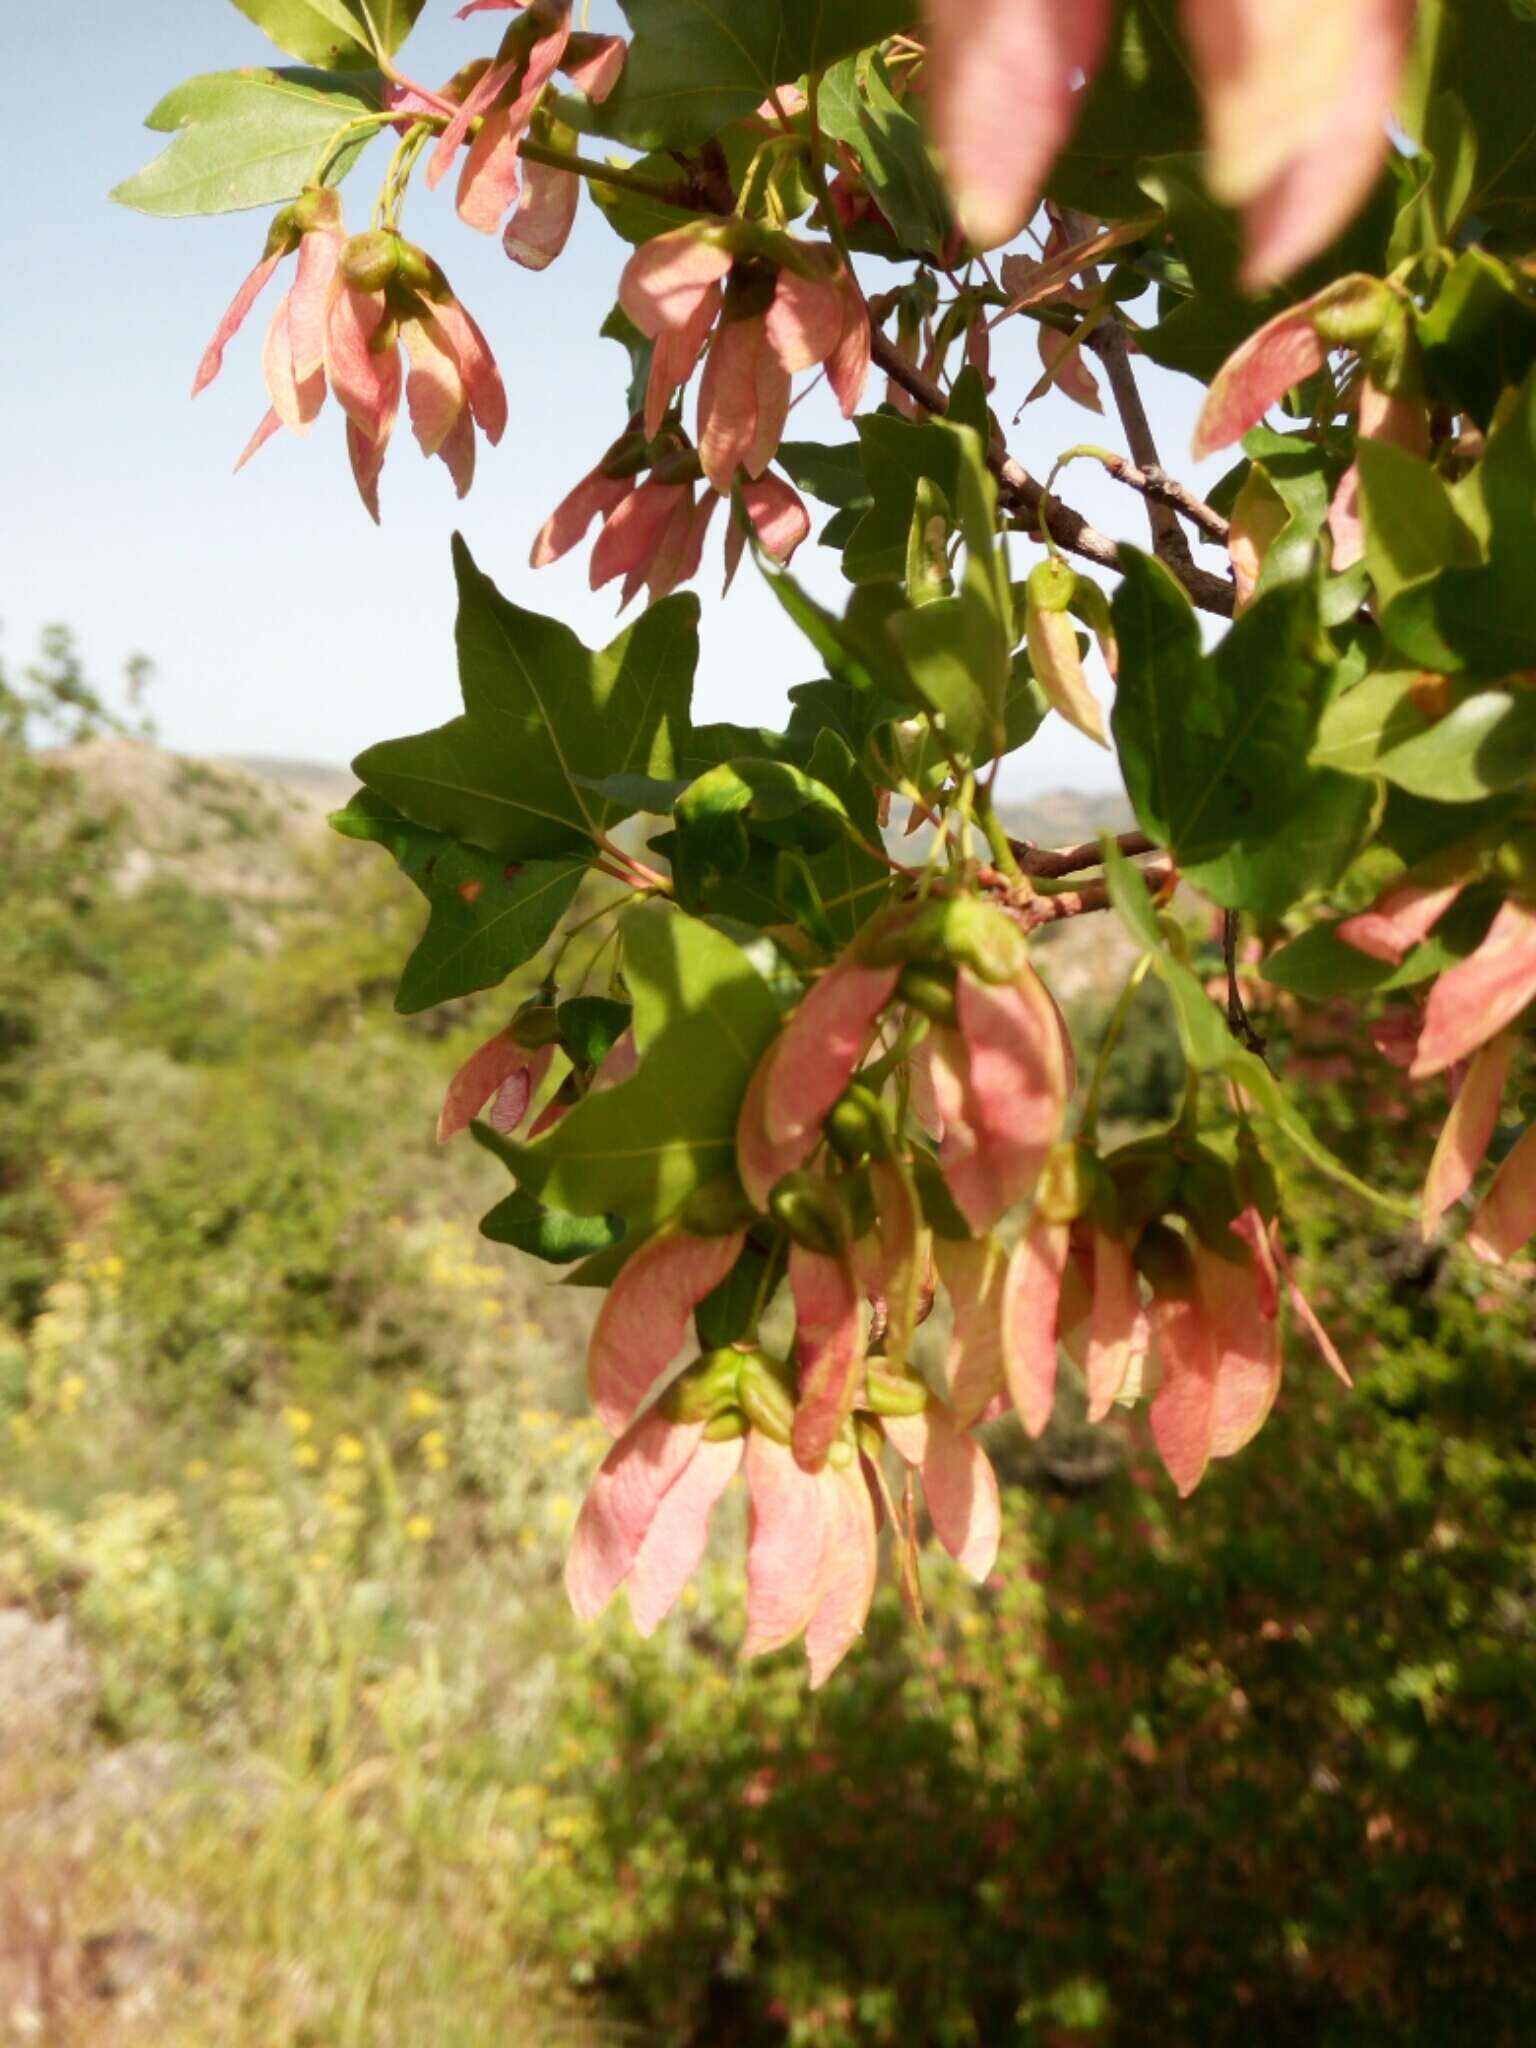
<box><xmin>2</xmin><ymin>633</ymin><xmax>1532</xmax><ymax>2045</ymax></box>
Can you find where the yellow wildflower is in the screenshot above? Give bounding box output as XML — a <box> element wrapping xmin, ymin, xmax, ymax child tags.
<box><xmin>406</xmin><ymin>1388</ymin><xmax>441</xmax><ymax>1419</ymax></box>
<box><xmin>283</xmin><ymin>1406</ymin><xmax>314</xmax><ymax>1436</ymax></box>
<box><xmin>332</xmin><ymin>1434</ymin><xmax>366</xmax><ymax>1465</ymax></box>
<box><xmin>405</xmin><ymin>1514</ymin><xmax>435</xmax><ymax>1543</ymax></box>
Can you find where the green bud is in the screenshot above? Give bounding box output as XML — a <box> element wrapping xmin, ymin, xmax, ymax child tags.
<box><xmin>393</xmin><ymin>238</ymin><xmax>434</xmax><ymax>292</ymax></box>
<box><xmin>738</xmin><ymin>1352</ymin><xmax>796</xmax><ymax>1443</ymax></box>
<box><xmin>1174</xmin><ymin>1144</ymin><xmax>1244</xmax><ymax>1242</ymax></box>
<box><xmin>703</xmin><ymin>1409</ymin><xmax>748</xmax><ymax>1442</ymax></box>
<box><xmin>665</xmin><ymin>1349</ymin><xmax>744</xmax><ymax>1423</ymax></box>
<box><xmin>649</xmin><ymin>444</ymin><xmax>705</xmax><ymax>487</ymax></box>
<box><xmin>1035</xmin><ymin>1140</ymin><xmax>1095</xmax><ymax>1225</ymax></box>
<box><xmin>942</xmin><ymin>897</ymin><xmax>1030</xmax><ymax>986</ymax></box>
<box><xmin>509</xmin><ymin>1002</ymin><xmax>561</xmax><ymax>1050</ymax></box>
<box><xmin>722</xmin><ymin>257</ymin><xmax>780</xmax><ymax>323</ymax></box>
<box><xmin>896</xmin><ymin>960</ymin><xmax>958</xmax><ymax>1027</ymax></box>
<box><xmin>768</xmin><ymin>1172</ymin><xmax>848</xmax><ymax>1257</ymax></box>
<box><xmin>1310</xmin><ymin>274</ymin><xmax>1395</xmax><ymax>352</ymax></box>
<box><xmin>1108</xmin><ymin>1143</ymin><xmax>1181</xmax><ymax>1230</ymax></box>
<box><xmin>851</xmin><ymin>1417</ymin><xmax>884</xmax><ymax>1463</ymax></box>
<box><xmin>263</xmin><ymin>204</ymin><xmax>303</xmax><ymax>261</ymax></box>
<box><xmin>863</xmin><ymin>1363</ymin><xmax>930</xmax><ymax>1418</ymax></box>
<box><xmin>1494</xmin><ymin>825</ymin><xmax>1536</xmax><ymax>899</ymax></box>
<box><xmin>679</xmin><ymin>1174</ymin><xmax>757</xmax><ymax>1238</ymax></box>
<box><xmin>869</xmin><ymin>898</ymin><xmax>1027</xmax><ymax>987</ymax></box>
<box><xmin>340</xmin><ymin>231</ymin><xmax>400</xmax><ymax>293</ymax></box>
<box><xmin>289</xmin><ymin>189</ymin><xmax>339</xmax><ymax>238</ymax></box>
<box><xmin>1134</xmin><ymin>1219</ymin><xmax>1193</xmax><ymax>1295</ymax></box>
<box><xmin>824</xmin><ymin>1083</ymin><xmax>891</xmax><ymax>1166</ymax></box>
<box><xmin>1233</xmin><ymin>1129</ymin><xmax>1278</xmax><ymax>1222</ymax></box>
<box><xmin>598</xmin><ymin>429</ymin><xmax>651</xmax><ymax>481</ymax></box>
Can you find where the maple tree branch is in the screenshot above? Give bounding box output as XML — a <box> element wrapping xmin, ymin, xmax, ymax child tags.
<box><xmin>868</xmin><ymin>327</ymin><xmax>1236</xmax><ymax>620</ymax></box>
<box><xmin>1087</xmin><ymin>448</ymin><xmax>1232</xmax><ymax>545</ymax></box>
<box><xmin>1086</xmin><ymin>317</ymin><xmax>1196</xmax><ymax>572</ymax></box>
<box><xmin>1002</xmin><ymin>860</ymin><xmax>1177</xmax><ymax>932</ymax></box>
<box><xmin>516</xmin><ymin>137</ymin><xmax>698</xmax><ymax>208</ymax></box>
<box><xmin>1008</xmin><ymin>828</ymin><xmax>1155</xmax><ymax>879</ymax></box>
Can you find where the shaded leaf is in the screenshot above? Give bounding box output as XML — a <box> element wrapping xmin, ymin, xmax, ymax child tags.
<box><xmin>354</xmin><ymin>534</ymin><xmax>697</xmax><ymax>862</ymax></box>
<box><xmin>494</xmin><ymin>903</ymin><xmax>783</xmax><ymax>1237</ymax></box>
<box><xmin>329</xmin><ymin>789</ymin><xmax>586</xmax><ymax>1013</ymax></box>
<box><xmin>594</xmin><ymin>0</ymin><xmax>917</xmax><ymax>149</ymax></box>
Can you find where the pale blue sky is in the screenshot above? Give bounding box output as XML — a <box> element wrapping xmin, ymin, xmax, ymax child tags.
<box><xmin>4</xmin><ymin>2</ymin><xmax>1224</xmax><ymax>792</ymax></box>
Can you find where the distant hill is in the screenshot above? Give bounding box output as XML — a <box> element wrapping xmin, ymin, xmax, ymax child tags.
<box><xmin>52</xmin><ymin>740</ymin><xmax>343</xmax><ymax>909</ymax></box>
<box><xmin>55</xmin><ymin>739</ymin><xmax>1142</xmax><ymax>1009</ymax></box>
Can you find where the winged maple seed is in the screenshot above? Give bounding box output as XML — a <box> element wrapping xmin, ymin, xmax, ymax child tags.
<box><xmin>120</xmin><ymin>0</ymin><xmax>1536</xmax><ymax>1700</ymax></box>
<box><xmin>927</xmin><ymin>0</ymin><xmax>1412</xmax><ymax>283</ymax></box>
<box><xmin>197</xmin><ymin>209</ymin><xmax>506</xmax><ymax>518</ymax></box>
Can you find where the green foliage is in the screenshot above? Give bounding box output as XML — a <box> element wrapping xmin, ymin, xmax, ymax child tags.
<box><xmin>354</xmin><ymin>536</ymin><xmax>697</xmax><ymax>862</ymax></box>
<box><xmin>227</xmin><ymin>0</ymin><xmax>427</xmax><ymax>69</ymax></box>
<box><xmin>498</xmin><ymin>903</ymin><xmax>782</xmax><ymax>1241</ymax></box>
<box><xmin>331</xmin><ymin>789</ymin><xmax>588</xmax><ymax>1013</ymax></box>
<box><xmin>1110</xmin><ymin>553</ymin><xmax>1372</xmax><ymax>915</ymax></box>
<box><xmin>111</xmin><ymin>67</ymin><xmax>383</xmax><ymax>217</ymax></box>
<box><xmin>594</xmin><ymin>0</ymin><xmax>918</xmax><ymax>150</ymax></box>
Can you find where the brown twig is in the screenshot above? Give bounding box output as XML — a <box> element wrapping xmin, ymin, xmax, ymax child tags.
<box><xmin>1222</xmin><ymin>908</ymin><xmax>1268</xmax><ymax>1056</ymax></box>
<box><xmin>868</xmin><ymin>328</ymin><xmax>1236</xmax><ymax>619</ymax></box>
<box><xmin>1001</xmin><ymin>860</ymin><xmax>1177</xmax><ymax>931</ymax></box>
<box><xmin>1008</xmin><ymin>828</ymin><xmax>1155</xmax><ymax>880</ymax></box>
<box><xmin>1090</xmin><ymin>448</ymin><xmax>1231</xmax><ymax>545</ymax></box>
<box><xmin>1087</xmin><ymin>317</ymin><xmax>1196</xmax><ymax>572</ymax></box>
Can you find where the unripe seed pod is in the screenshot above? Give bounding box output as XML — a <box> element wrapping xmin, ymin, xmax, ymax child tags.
<box><xmin>598</xmin><ymin>428</ymin><xmax>651</xmax><ymax>481</ymax></box>
<box><xmin>1108</xmin><ymin>1144</ymin><xmax>1182</xmax><ymax>1230</ymax></box>
<box><xmin>703</xmin><ymin>1408</ymin><xmax>748</xmax><ymax>1442</ymax></box>
<box><xmin>1494</xmin><ymin>826</ymin><xmax>1536</xmax><ymax>898</ymax></box>
<box><xmin>1311</xmin><ymin>274</ymin><xmax>1394</xmax><ymax>353</ymax></box>
<box><xmin>768</xmin><ymin>1172</ymin><xmax>848</xmax><ymax>1257</ymax></box>
<box><xmin>738</xmin><ymin>1352</ymin><xmax>796</xmax><ymax>1442</ymax></box>
<box><xmin>863</xmin><ymin>1363</ymin><xmax>930</xmax><ymax>1417</ymax></box>
<box><xmin>679</xmin><ymin>1174</ymin><xmax>757</xmax><ymax>1237</ymax></box>
<box><xmin>824</xmin><ymin>1083</ymin><xmax>891</xmax><ymax>1165</ymax></box>
<box><xmin>393</xmin><ymin>238</ymin><xmax>435</xmax><ymax>292</ymax></box>
<box><xmin>649</xmin><ymin>444</ymin><xmax>705</xmax><ymax>488</ymax></box>
<box><xmin>340</xmin><ymin>230</ymin><xmax>400</xmax><ymax>292</ymax></box>
<box><xmin>942</xmin><ymin>897</ymin><xmax>1030</xmax><ymax>986</ymax></box>
<box><xmin>1026</xmin><ymin>556</ymin><xmax>1077</xmax><ymax>616</ymax></box>
<box><xmin>852</xmin><ymin>1416</ymin><xmax>884</xmax><ymax>1462</ymax></box>
<box><xmin>509</xmin><ymin>1001</ymin><xmax>561</xmax><ymax>1049</ymax></box>
<box><xmin>1134</xmin><ymin>1218</ymin><xmax>1193</xmax><ymax>1294</ymax></box>
<box><xmin>827</xmin><ymin>1435</ymin><xmax>857</xmax><ymax>1470</ymax></box>
<box><xmin>1035</xmin><ymin>1139</ymin><xmax>1095</xmax><ymax>1225</ymax></box>
<box><xmin>1175</xmin><ymin>1143</ymin><xmax>1244</xmax><ymax>1242</ymax></box>
<box><xmin>896</xmin><ymin>960</ymin><xmax>958</xmax><ymax>1026</ymax></box>
<box><xmin>722</xmin><ymin>257</ymin><xmax>779</xmax><ymax>323</ymax></box>
<box><xmin>665</xmin><ymin>1348</ymin><xmax>745</xmax><ymax>1422</ymax></box>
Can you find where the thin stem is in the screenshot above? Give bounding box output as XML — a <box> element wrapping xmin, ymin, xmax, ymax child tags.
<box><xmin>1222</xmin><ymin>909</ymin><xmax>1268</xmax><ymax>1057</ymax></box>
<box><xmin>805</xmin><ymin>71</ymin><xmax>863</xmax><ymax>297</ymax></box>
<box><xmin>313</xmin><ymin>111</ymin><xmax>404</xmax><ymax>188</ymax></box>
<box><xmin>975</xmin><ymin>789</ymin><xmax>1025</xmax><ymax>886</ymax></box>
<box><xmin>1080</xmin><ymin>953</ymin><xmax>1154</xmax><ymax>1139</ymax></box>
<box><xmin>516</xmin><ymin>136</ymin><xmax>698</xmax><ymax>208</ymax></box>
<box><xmin>867</xmin><ymin>327</ymin><xmax>1236</xmax><ymax>619</ymax></box>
